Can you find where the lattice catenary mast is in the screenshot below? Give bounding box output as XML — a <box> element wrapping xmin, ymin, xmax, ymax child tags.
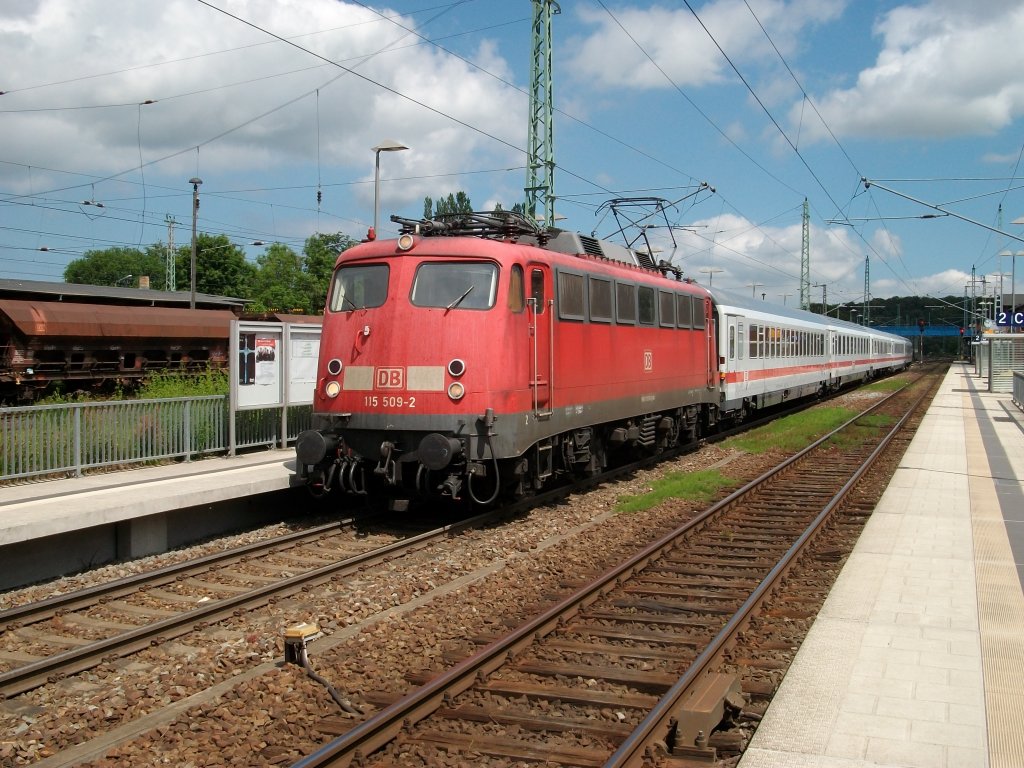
<box><xmin>800</xmin><ymin>198</ymin><xmax>810</xmax><ymax>310</ymax></box>
<box><xmin>863</xmin><ymin>254</ymin><xmax>871</xmax><ymax>325</ymax></box>
<box><xmin>525</xmin><ymin>1</ymin><xmax>559</xmax><ymax>226</ymax></box>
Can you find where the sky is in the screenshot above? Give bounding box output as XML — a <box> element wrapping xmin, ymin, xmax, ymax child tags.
<box><xmin>3</xmin><ymin>0</ymin><xmax>1024</xmax><ymax>318</ymax></box>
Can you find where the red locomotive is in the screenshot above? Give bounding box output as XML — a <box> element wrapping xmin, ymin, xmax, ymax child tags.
<box><xmin>295</xmin><ymin>211</ymin><xmax>718</xmax><ymax>507</ymax></box>
<box><xmin>295</xmin><ymin>210</ymin><xmax>912</xmax><ymax>508</ymax></box>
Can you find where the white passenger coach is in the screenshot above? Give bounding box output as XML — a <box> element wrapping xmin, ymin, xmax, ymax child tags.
<box><xmin>708</xmin><ymin>288</ymin><xmax>913</xmax><ymax>419</ymax></box>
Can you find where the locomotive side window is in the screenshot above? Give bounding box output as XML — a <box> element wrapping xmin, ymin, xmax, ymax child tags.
<box><xmin>616</xmin><ymin>282</ymin><xmax>636</xmax><ymax>325</ymax></box>
<box><xmin>638</xmin><ymin>285</ymin><xmax>656</xmax><ymax>325</ymax></box>
<box><xmin>659</xmin><ymin>290</ymin><xmax>675</xmax><ymax>327</ymax></box>
<box><xmin>557</xmin><ymin>271</ymin><xmax>586</xmax><ymax>320</ymax></box>
<box><xmin>508</xmin><ymin>265</ymin><xmax>525</xmax><ymax>312</ymax></box>
<box><xmin>691</xmin><ymin>297</ymin><xmax>706</xmax><ymax>329</ymax></box>
<box><xmin>590</xmin><ymin>277</ymin><xmax>613</xmax><ymax>322</ymax></box>
<box><xmin>411</xmin><ymin>262</ymin><xmax>497</xmax><ymax>310</ymax></box>
<box><xmin>676</xmin><ymin>294</ymin><xmax>692</xmax><ymax>328</ymax></box>
<box><xmin>530</xmin><ymin>269</ymin><xmax>545</xmax><ymax>314</ymax></box>
<box><xmin>330</xmin><ymin>264</ymin><xmax>389</xmax><ymax>312</ymax></box>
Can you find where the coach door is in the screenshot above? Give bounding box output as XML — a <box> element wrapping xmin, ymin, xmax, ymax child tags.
<box><xmin>727</xmin><ymin>314</ymin><xmax>748</xmax><ymax>398</ymax></box>
<box><xmin>527</xmin><ymin>265</ymin><xmax>553</xmax><ymax>418</ymax></box>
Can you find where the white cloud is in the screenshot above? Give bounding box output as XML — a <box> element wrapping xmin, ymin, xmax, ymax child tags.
<box><xmin>566</xmin><ymin>0</ymin><xmax>845</xmax><ymax>92</ymax></box>
<box><xmin>0</xmin><ymin>0</ymin><xmax>524</xmax><ymax>208</ymax></box>
<box><xmin>800</xmin><ymin>2</ymin><xmax>1024</xmax><ymax>140</ymax></box>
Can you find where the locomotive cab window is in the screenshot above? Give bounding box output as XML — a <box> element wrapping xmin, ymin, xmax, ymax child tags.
<box><xmin>530</xmin><ymin>269</ymin><xmax>545</xmax><ymax>314</ymax></box>
<box><xmin>508</xmin><ymin>264</ymin><xmax>525</xmax><ymax>312</ymax></box>
<box><xmin>330</xmin><ymin>264</ymin><xmax>389</xmax><ymax>312</ymax></box>
<box><xmin>411</xmin><ymin>262</ymin><xmax>497</xmax><ymax>310</ymax></box>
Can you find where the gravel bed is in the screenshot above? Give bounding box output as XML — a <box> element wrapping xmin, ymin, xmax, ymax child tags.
<box><xmin>0</xmin><ymin>387</ymin><xmax>891</xmax><ymax>767</ymax></box>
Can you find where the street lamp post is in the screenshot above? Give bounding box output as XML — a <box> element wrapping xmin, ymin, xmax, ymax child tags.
<box><xmin>372</xmin><ymin>140</ymin><xmax>408</xmax><ymax>235</ymax></box>
<box><xmin>189</xmin><ymin>177</ymin><xmax>202</xmax><ymax>310</ymax></box>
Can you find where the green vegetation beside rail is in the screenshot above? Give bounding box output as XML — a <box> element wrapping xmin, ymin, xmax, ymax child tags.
<box><xmin>615</xmin><ymin>387</ymin><xmax>907</xmax><ymax>513</ymax></box>
<box><xmin>616</xmin><ymin>469</ymin><xmax>735</xmax><ymax>513</ymax></box>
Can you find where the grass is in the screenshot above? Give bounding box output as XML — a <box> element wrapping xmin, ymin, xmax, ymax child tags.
<box><xmin>724</xmin><ymin>407</ymin><xmax>858</xmax><ymax>454</ymax></box>
<box><xmin>616</xmin><ymin>469</ymin><xmax>735</xmax><ymax>513</ymax></box>
<box><xmin>614</xmin><ymin>387</ymin><xmax>904</xmax><ymax>514</ymax></box>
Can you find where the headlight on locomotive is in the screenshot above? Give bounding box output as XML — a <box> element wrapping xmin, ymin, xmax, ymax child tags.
<box><xmin>325</xmin><ymin>380</ymin><xmax>341</xmax><ymax>398</ymax></box>
<box><xmin>447</xmin><ymin>381</ymin><xmax>465</xmax><ymax>401</ymax></box>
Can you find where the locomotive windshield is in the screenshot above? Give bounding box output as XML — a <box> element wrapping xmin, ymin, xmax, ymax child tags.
<box><xmin>410</xmin><ymin>262</ymin><xmax>498</xmax><ymax>310</ymax></box>
<box><xmin>330</xmin><ymin>264</ymin><xmax>389</xmax><ymax>312</ymax></box>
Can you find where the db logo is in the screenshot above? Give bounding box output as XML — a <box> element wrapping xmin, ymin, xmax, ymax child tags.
<box><xmin>643</xmin><ymin>350</ymin><xmax>653</xmax><ymax>371</ymax></box>
<box><xmin>376</xmin><ymin>367</ymin><xmax>404</xmax><ymax>388</ymax></box>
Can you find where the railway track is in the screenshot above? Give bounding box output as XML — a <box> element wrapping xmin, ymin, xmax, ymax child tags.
<box><xmin>0</xmin><ymin>379</ymin><xmax>800</xmax><ymax>702</ymax></box>
<box><xmin>0</xmin><ymin>513</ymin><xmax>493</xmax><ymax>699</ymax></box>
<box><xmin>292</xmin><ymin>366</ymin><xmax>942</xmax><ymax>768</ymax></box>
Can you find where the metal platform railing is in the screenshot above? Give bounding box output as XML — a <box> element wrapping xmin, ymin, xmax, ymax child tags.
<box><xmin>1</xmin><ymin>397</ymin><xmax>311</xmax><ymax>482</ymax></box>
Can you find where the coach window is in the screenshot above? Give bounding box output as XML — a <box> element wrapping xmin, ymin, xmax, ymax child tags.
<box><xmin>590</xmin><ymin>276</ymin><xmax>613</xmax><ymax>322</ymax></box>
<box><xmin>659</xmin><ymin>290</ymin><xmax>675</xmax><ymax>327</ymax></box>
<box><xmin>508</xmin><ymin>265</ymin><xmax>525</xmax><ymax>312</ymax></box>
<box><xmin>616</xmin><ymin>282</ymin><xmax>637</xmax><ymax>324</ymax></box>
<box><xmin>728</xmin><ymin>325</ymin><xmax>736</xmax><ymax>359</ymax></box>
<box><xmin>638</xmin><ymin>285</ymin><xmax>656</xmax><ymax>325</ymax></box>
<box><xmin>676</xmin><ymin>294</ymin><xmax>692</xmax><ymax>328</ymax></box>
<box><xmin>557</xmin><ymin>271</ymin><xmax>586</xmax><ymax>320</ymax></box>
<box><xmin>330</xmin><ymin>263</ymin><xmax>389</xmax><ymax>312</ymax></box>
<box><xmin>530</xmin><ymin>268</ymin><xmax>545</xmax><ymax>314</ymax></box>
<box><xmin>749</xmin><ymin>325</ymin><xmax>759</xmax><ymax>358</ymax></box>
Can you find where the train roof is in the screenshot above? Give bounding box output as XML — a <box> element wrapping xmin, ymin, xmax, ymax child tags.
<box><xmin>707</xmin><ymin>287</ymin><xmax>907</xmax><ymax>339</ymax></box>
<box><xmin>391</xmin><ymin>211</ymin><xmax>667</xmax><ymax>274</ymax></box>
<box><xmin>0</xmin><ymin>299</ymin><xmax>236</xmax><ymax>339</ymax></box>
<box><xmin>0</xmin><ymin>278</ymin><xmax>248</xmax><ymax>309</ymax></box>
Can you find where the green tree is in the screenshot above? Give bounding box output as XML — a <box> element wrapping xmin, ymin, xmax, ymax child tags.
<box><xmin>423</xmin><ymin>191</ymin><xmax>473</xmax><ymax>218</ymax></box>
<box><xmin>422</xmin><ymin>193</ymin><xmax>526</xmax><ymax>219</ymax></box>
<box><xmin>250</xmin><ymin>243</ymin><xmax>309</xmax><ymax>313</ymax></box>
<box><xmin>175</xmin><ymin>234</ymin><xmax>257</xmax><ymax>299</ymax></box>
<box><xmin>64</xmin><ymin>245</ymin><xmax>168</xmax><ymax>288</ymax></box>
<box><xmin>303</xmin><ymin>232</ymin><xmax>356</xmax><ymax>313</ymax></box>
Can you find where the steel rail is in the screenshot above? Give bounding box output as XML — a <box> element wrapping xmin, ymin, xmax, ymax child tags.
<box><xmin>604</xmin><ymin>370</ymin><xmax>939</xmax><ymax>766</ymax></box>
<box><xmin>0</xmin><ymin>509</ymin><xmax>495</xmax><ymax>700</ymax></box>
<box><xmin>0</xmin><ymin>518</ymin><xmax>360</xmax><ymax>627</ymax></box>
<box><xmin>291</xmin><ymin>368</ymin><xmax>937</xmax><ymax>768</ymax></box>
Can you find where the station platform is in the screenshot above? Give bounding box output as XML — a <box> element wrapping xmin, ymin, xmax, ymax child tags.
<box><xmin>739</xmin><ymin>361</ymin><xmax>1024</xmax><ymax>768</ymax></box>
<box><xmin>0</xmin><ymin>450</ymin><xmax>300</xmax><ymax>590</ymax></box>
